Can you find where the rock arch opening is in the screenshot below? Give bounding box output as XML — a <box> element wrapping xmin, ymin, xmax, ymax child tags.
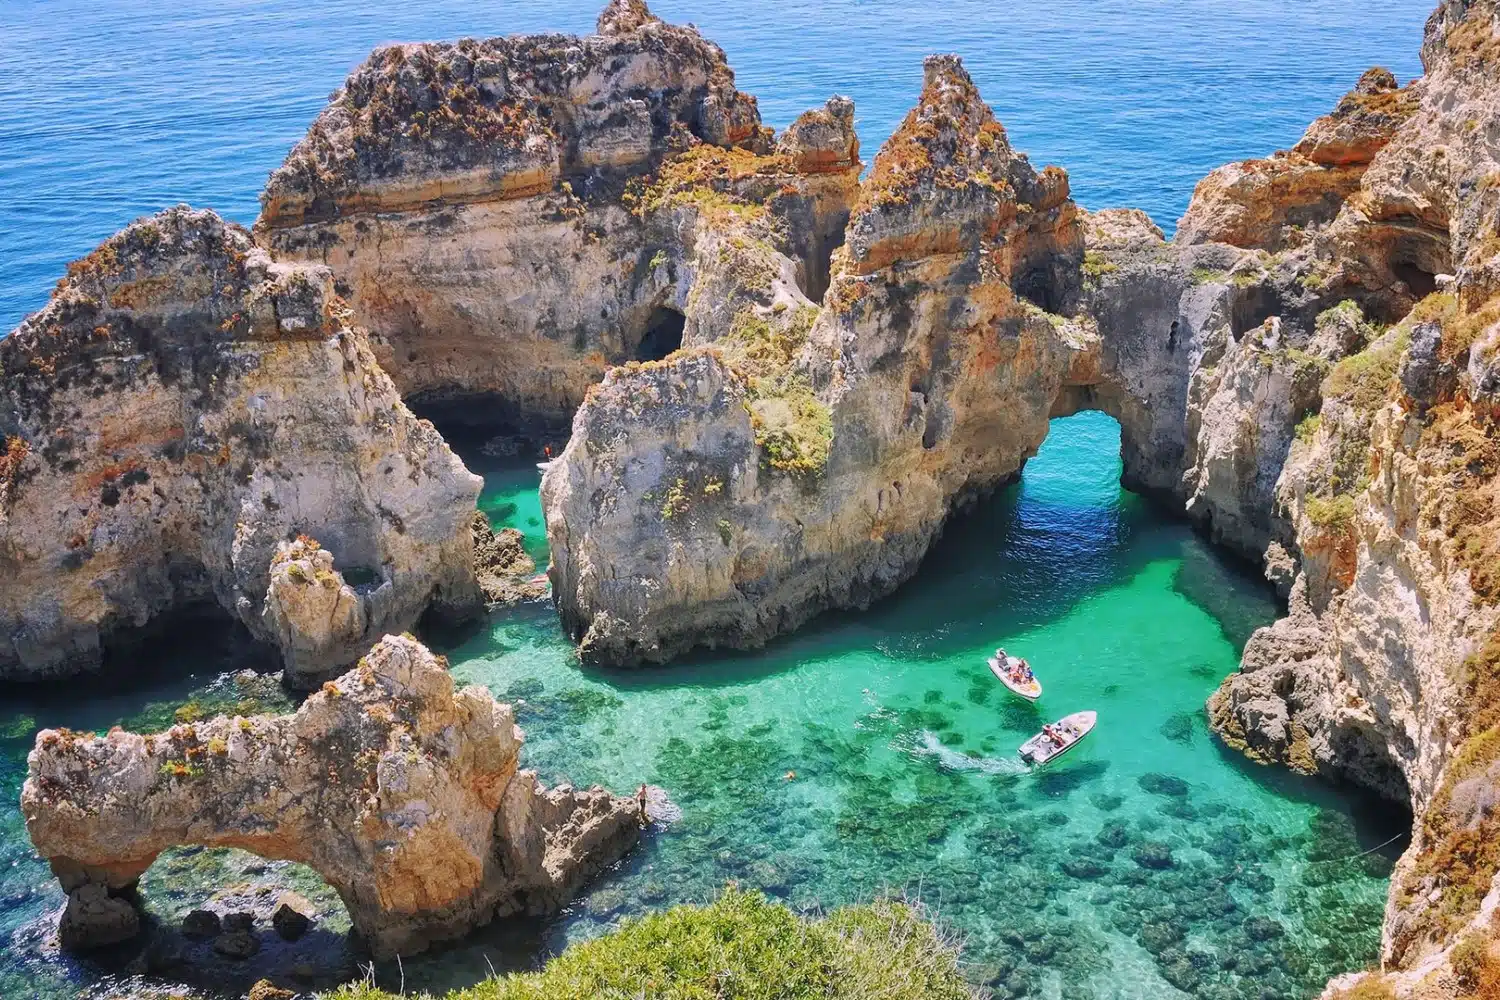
<box><xmin>634</xmin><ymin>307</ymin><xmax>685</xmax><ymax>362</ymax></box>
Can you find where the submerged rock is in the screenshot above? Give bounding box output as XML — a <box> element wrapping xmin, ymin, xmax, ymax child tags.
<box><xmin>0</xmin><ymin>207</ymin><xmax>483</xmax><ymax>687</ymax></box>
<box><xmin>21</xmin><ymin>634</ymin><xmax>641</xmax><ymax>958</ymax></box>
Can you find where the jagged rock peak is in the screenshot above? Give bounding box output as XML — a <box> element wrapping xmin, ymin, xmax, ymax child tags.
<box><xmin>774</xmin><ymin>95</ymin><xmax>860</xmax><ymax>173</ymax></box>
<box><xmin>22</xmin><ymin>634</ymin><xmax>640</xmax><ymax>957</ymax></box>
<box><xmin>847</xmin><ymin>53</ymin><xmax>1072</xmax><ymax>272</ymax></box>
<box><xmin>597</xmin><ymin>0</ymin><xmax>659</xmax><ymax>35</ymax></box>
<box><xmin>259</xmin><ymin>4</ymin><xmax>763</xmax><ymax>226</ymax></box>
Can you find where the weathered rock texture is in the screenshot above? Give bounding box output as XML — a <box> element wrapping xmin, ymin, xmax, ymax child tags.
<box><xmin>21</xmin><ymin>634</ymin><xmax>639</xmax><ymax>957</ymax></box>
<box><xmin>545</xmin><ymin>54</ymin><xmax>1091</xmax><ymax>665</ymax></box>
<box><xmin>0</xmin><ymin>207</ymin><xmax>482</xmax><ymax>686</ymax></box>
<box><xmin>258</xmin><ymin>0</ymin><xmax>860</xmax><ymax>431</ymax></box>
<box><xmin>538</xmin><ymin>2</ymin><xmax>1500</xmax><ymax>993</ymax></box>
<box><xmin>1184</xmin><ymin>0</ymin><xmax>1500</xmax><ymax>989</ymax></box>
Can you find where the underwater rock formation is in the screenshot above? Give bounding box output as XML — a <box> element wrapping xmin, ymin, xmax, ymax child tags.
<box><xmin>21</xmin><ymin>634</ymin><xmax>640</xmax><ymax>957</ymax></box>
<box><xmin>258</xmin><ymin>0</ymin><xmax>858</xmax><ymax>431</ymax></box>
<box><xmin>0</xmin><ymin>207</ymin><xmax>482</xmax><ymax>686</ymax></box>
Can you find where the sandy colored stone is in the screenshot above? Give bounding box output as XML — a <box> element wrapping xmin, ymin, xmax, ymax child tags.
<box><xmin>22</xmin><ymin>634</ymin><xmax>640</xmax><ymax>959</ymax></box>
<box><xmin>0</xmin><ymin>207</ymin><xmax>482</xmax><ymax>686</ymax></box>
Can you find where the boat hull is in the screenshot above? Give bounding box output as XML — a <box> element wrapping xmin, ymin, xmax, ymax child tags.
<box><xmin>988</xmin><ymin>655</ymin><xmax>1041</xmax><ymax>701</ymax></box>
<box><xmin>1020</xmin><ymin>710</ymin><xmax>1097</xmax><ymax>765</ymax></box>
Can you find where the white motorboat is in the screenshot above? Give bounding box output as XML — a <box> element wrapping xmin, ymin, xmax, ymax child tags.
<box><xmin>988</xmin><ymin>649</ymin><xmax>1041</xmax><ymax>701</ymax></box>
<box><xmin>1019</xmin><ymin>711</ymin><xmax>1097</xmax><ymax>765</ymax></box>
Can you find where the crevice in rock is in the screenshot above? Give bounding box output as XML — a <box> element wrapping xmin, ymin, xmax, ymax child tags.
<box><xmin>1231</xmin><ymin>283</ymin><xmax>1283</xmax><ymax>340</ymax></box>
<box><xmin>633</xmin><ymin>306</ymin><xmax>685</xmax><ymax>362</ymax></box>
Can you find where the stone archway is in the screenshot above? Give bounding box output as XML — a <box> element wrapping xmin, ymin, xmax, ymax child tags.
<box><xmin>22</xmin><ymin>635</ymin><xmax>640</xmax><ymax>959</ymax></box>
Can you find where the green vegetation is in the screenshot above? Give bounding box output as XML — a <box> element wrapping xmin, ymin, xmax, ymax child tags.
<box><xmin>724</xmin><ymin>307</ymin><xmax>833</xmax><ymax>475</ymax></box>
<box><xmin>1082</xmin><ymin>250</ymin><xmax>1118</xmax><ymax>280</ymax></box>
<box><xmin>1305</xmin><ymin>494</ymin><xmax>1356</xmax><ymax>532</ymax></box>
<box><xmin>1190</xmin><ymin>267</ymin><xmax>1226</xmax><ymax>285</ymax></box>
<box><xmin>1325</xmin><ymin>330</ymin><xmax>1411</xmax><ymax>411</ymax></box>
<box><xmin>321</xmin><ymin>888</ymin><xmax>976</xmax><ymax>1000</ymax></box>
<box><xmin>1295</xmin><ymin>413</ymin><xmax>1322</xmax><ymax>444</ymax></box>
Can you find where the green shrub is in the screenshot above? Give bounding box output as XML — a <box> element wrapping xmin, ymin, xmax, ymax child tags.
<box><xmin>321</xmin><ymin>888</ymin><xmax>976</xmax><ymax>1000</ymax></box>
<box><xmin>1295</xmin><ymin>413</ymin><xmax>1322</xmax><ymax>444</ymax></box>
<box><xmin>1305</xmin><ymin>494</ymin><xmax>1356</xmax><ymax>532</ymax></box>
<box><xmin>1325</xmin><ymin>331</ymin><xmax>1410</xmax><ymax>411</ymax></box>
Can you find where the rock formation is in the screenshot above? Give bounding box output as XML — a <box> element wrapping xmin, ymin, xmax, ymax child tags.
<box><xmin>21</xmin><ymin>634</ymin><xmax>640</xmax><ymax>957</ymax></box>
<box><xmin>544</xmin><ymin>54</ymin><xmax>1088</xmax><ymax>665</ymax></box>
<box><xmin>0</xmin><ymin>207</ymin><xmax>482</xmax><ymax>686</ymax></box>
<box><xmin>471</xmin><ymin>511</ymin><xmax>547</xmax><ymax>606</ymax></box>
<box><xmin>257</xmin><ymin>0</ymin><xmax>859</xmax><ymax>434</ymax></box>
<box><xmin>535</xmin><ymin>1</ymin><xmax>1500</xmax><ymax>993</ymax></box>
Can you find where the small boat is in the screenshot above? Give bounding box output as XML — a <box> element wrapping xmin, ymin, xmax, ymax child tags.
<box><xmin>988</xmin><ymin>649</ymin><xmax>1041</xmax><ymax>701</ymax></box>
<box><xmin>1019</xmin><ymin>711</ymin><xmax>1097</xmax><ymax>765</ymax></box>
<box><xmin>536</xmin><ymin>459</ymin><xmax>555</xmax><ymax>472</ymax></box>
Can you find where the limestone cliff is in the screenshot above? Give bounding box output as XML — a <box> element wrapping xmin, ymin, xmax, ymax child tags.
<box><xmin>21</xmin><ymin>634</ymin><xmax>640</xmax><ymax>958</ymax></box>
<box><xmin>258</xmin><ymin>0</ymin><xmax>859</xmax><ymax>432</ymax></box>
<box><xmin>544</xmin><ymin>55</ymin><xmax>1090</xmax><ymax>665</ymax></box>
<box><xmin>1179</xmin><ymin>0</ymin><xmax>1500</xmax><ymax>989</ymax></box>
<box><xmin>0</xmin><ymin>207</ymin><xmax>481</xmax><ymax>686</ymax></box>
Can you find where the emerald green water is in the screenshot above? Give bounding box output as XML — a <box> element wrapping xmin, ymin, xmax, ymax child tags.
<box><xmin>0</xmin><ymin>413</ymin><xmax>1401</xmax><ymax>999</ymax></box>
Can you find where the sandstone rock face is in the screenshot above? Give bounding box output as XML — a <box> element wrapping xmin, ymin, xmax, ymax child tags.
<box><xmin>1195</xmin><ymin>0</ymin><xmax>1500</xmax><ymax>981</ymax></box>
<box><xmin>1176</xmin><ymin>67</ymin><xmax>1419</xmax><ymax>252</ymax></box>
<box><xmin>545</xmin><ymin>55</ymin><xmax>1095</xmax><ymax>665</ymax></box>
<box><xmin>257</xmin><ymin>0</ymin><xmax>857</xmax><ymax>430</ymax></box>
<box><xmin>21</xmin><ymin>634</ymin><xmax>639</xmax><ymax>958</ymax></box>
<box><xmin>0</xmin><ymin>207</ymin><xmax>481</xmax><ymax>685</ymax></box>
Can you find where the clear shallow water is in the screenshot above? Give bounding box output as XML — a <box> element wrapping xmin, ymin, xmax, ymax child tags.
<box><xmin>0</xmin><ymin>0</ymin><xmax>1430</xmax><ymax>332</ymax></box>
<box><xmin>0</xmin><ymin>413</ymin><xmax>1403</xmax><ymax>998</ymax></box>
<box><xmin>0</xmin><ymin>0</ymin><xmax>1429</xmax><ymax>995</ymax></box>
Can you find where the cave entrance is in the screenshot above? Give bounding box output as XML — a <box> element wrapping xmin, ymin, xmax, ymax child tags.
<box><xmin>1392</xmin><ymin>259</ymin><xmax>1438</xmax><ymax>299</ymax></box>
<box><xmin>634</xmin><ymin>307</ymin><xmax>685</xmax><ymax>362</ymax></box>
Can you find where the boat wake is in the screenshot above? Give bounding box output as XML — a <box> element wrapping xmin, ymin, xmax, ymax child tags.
<box><xmin>908</xmin><ymin>730</ymin><xmax>1030</xmax><ymax>775</ymax></box>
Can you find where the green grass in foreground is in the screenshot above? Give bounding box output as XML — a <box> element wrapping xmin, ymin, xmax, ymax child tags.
<box><xmin>325</xmin><ymin>887</ymin><xmax>979</xmax><ymax>1000</ymax></box>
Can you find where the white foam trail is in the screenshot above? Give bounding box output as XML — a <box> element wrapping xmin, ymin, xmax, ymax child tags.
<box><xmin>910</xmin><ymin>730</ymin><xmax>1030</xmax><ymax>775</ymax></box>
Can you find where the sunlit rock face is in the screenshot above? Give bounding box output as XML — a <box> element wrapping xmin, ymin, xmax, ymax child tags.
<box><xmin>543</xmin><ymin>55</ymin><xmax>1091</xmax><ymax>666</ymax></box>
<box><xmin>0</xmin><ymin>207</ymin><xmax>481</xmax><ymax>686</ymax></box>
<box><xmin>256</xmin><ymin>0</ymin><xmax>857</xmax><ymax>434</ymax></box>
<box><xmin>21</xmin><ymin>634</ymin><xmax>640</xmax><ymax>958</ymax></box>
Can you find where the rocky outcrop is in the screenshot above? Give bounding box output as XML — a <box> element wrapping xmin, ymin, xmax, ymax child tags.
<box><xmin>544</xmin><ymin>55</ymin><xmax>1088</xmax><ymax>665</ymax></box>
<box><xmin>21</xmin><ymin>634</ymin><xmax>640</xmax><ymax>957</ymax></box>
<box><xmin>0</xmin><ymin>207</ymin><xmax>482</xmax><ymax>686</ymax></box>
<box><xmin>1176</xmin><ymin>67</ymin><xmax>1420</xmax><ymax>252</ymax></box>
<box><xmin>1196</xmin><ymin>0</ymin><xmax>1500</xmax><ymax>985</ymax></box>
<box><xmin>472</xmin><ymin>511</ymin><xmax>547</xmax><ymax>606</ymax></box>
<box><xmin>258</xmin><ymin>0</ymin><xmax>858</xmax><ymax>430</ymax></box>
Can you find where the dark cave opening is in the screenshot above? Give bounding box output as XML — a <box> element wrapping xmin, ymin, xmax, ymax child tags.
<box><xmin>1392</xmin><ymin>259</ymin><xmax>1438</xmax><ymax>299</ymax></box>
<box><xmin>1015</xmin><ymin>264</ymin><xmax>1062</xmax><ymax>313</ymax></box>
<box><xmin>634</xmin><ymin>307</ymin><xmax>685</xmax><ymax>362</ymax></box>
<box><xmin>1231</xmin><ymin>284</ymin><xmax>1282</xmax><ymax>340</ymax></box>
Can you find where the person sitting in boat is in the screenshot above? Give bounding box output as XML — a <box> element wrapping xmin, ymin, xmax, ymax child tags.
<box><xmin>1042</xmin><ymin>724</ymin><xmax>1063</xmax><ymax>747</ymax></box>
<box><xmin>1018</xmin><ymin>660</ymin><xmax>1033</xmax><ymax>682</ymax></box>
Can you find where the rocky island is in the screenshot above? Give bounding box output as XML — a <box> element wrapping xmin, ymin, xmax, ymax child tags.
<box><xmin>2</xmin><ymin>0</ymin><xmax>1499</xmax><ymax>996</ymax></box>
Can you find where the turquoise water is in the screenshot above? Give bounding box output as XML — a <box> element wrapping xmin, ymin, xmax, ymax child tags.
<box><xmin>0</xmin><ymin>413</ymin><xmax>1402</xmax><ymax>998</ymax></box>
<box><xmin>0</xmin><ymin>0</ymin><xmax>1429</xmax><ymax>995</ymax></box>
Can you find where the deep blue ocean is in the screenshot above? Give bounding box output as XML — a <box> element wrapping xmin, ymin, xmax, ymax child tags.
<box><xmin>0</xmin><ymin>0</ymin><xmax>1430</xmax><ymax>333</ymax></box>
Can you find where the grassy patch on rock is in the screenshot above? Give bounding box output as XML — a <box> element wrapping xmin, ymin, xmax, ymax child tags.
<box><xmin>322</xmin><ymin>887</ymin><xmax>977</xmax><ymax>1000</ymax></box>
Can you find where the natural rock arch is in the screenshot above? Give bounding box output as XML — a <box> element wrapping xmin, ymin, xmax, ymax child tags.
<box><xmin>22</xmin><ymin>635</ymin><xmax>640</xmax><ymax>958</ymax></box>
